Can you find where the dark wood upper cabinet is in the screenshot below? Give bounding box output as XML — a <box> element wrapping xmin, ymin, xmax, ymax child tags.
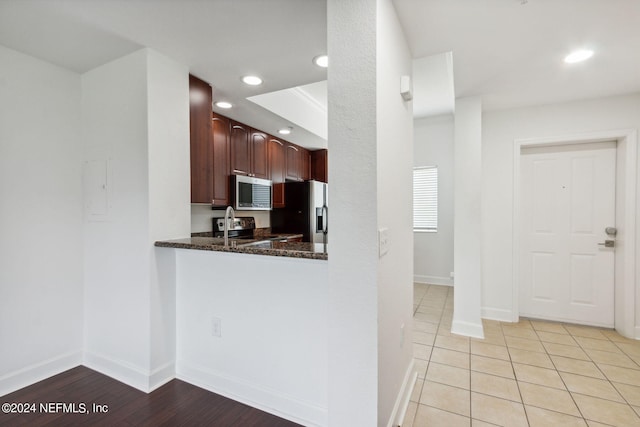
<box><xmin>311</xmin><ymin>149</ymin><xmax>328</xmax><ymax>183</ymax></box>
<box><xmin>250</xmin><ymin>129</ymin><xmax>269</xmax><ymax>179</ymax></box>
<box><xmin>189</xmin><ymin>77</ymin><xmax>325</xmax><ymax>207</ymax></box>
<box><xmin>285</xmin><ymin>143</ymin><xmax>301</xmax><ymax>181</ymax></box>
<box><xmin>301</xmin><ymin>147</ymin><xmax>311</xmax><ymax>181</ymax></box>
<box><xmin>230</xmin><ymin>122</ymin><xmax>269</xmax><ymax>179</ymax></box>
<box><xmin>269</xmin><ymin>137</ymin><xmax>286</xmax><ymax>208</ymax></box>
<box><xmin>189</xmin><ymin>75</ymin><xmax>214</xmax><ymax>204</ymax></box>
<box><xmin>211</xmin><ymin>113</ymin><xmax>230</xmax><ymax>206</ymax></box>
<box><xmin>230</xmin><ymin>121</ymin><xmax>251</xmax><ymax>176</ymax></box>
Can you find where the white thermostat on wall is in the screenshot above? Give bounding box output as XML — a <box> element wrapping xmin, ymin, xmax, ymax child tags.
<box><xmin>379</xmin><ymin>228</ymin><xmax>390</xmax><ymax>257</ymax></box>
<box><xmin>400</xmin><ymin>75</ymin><xmax>413</xmax><ymax>101</ymax></box>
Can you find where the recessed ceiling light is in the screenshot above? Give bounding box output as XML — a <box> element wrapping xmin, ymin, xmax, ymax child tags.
<box><xmin>564</xmin><ymin>49</ymin><xmax>594</xmax><ymax>64</ymax></box>
<box><xmin>313</xmin><ymin>55</ymin><xmax>328</xmax><ymax>68</ymax></box>
<box><xmin>215</xmin><ymin>101</ymin><xmax>232</xmax><ymax>109</ymax></box>
<box><xmin>242</xmin><ymin>75</ymin><xmax>263</xmax><ymax>86</ymax></box>
<box><xmin>278</xmin><ymin>127</ymin><xmax>292</xmax><ymax>135</ymax></box>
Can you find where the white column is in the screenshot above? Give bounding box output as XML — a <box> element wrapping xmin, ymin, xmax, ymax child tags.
<box><xmin>453</xmin><ymin>96</ymin><xmax>484</xmax><ymax>338</ymax></box>
<box><xmin>328</xmin><ymin>0</ymin><xmax>414</xmax><ymax>425</ymax></box>
<box><xmin>327</xmin><ymin>0</ymin><xmax>379</xmax><ymax>424</ymax></box>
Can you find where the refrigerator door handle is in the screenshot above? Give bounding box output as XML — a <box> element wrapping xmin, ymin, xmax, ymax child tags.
<box><xmin>322</xmin><ymin>205</ymin><xmax>328</xmax><ymax>234</ymax></box>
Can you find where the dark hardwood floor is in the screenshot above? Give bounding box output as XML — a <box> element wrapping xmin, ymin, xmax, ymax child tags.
<box><xmin>0</xmin><ymin>366</ymin><xmax>301</xmax><ymax>426</ymax></box>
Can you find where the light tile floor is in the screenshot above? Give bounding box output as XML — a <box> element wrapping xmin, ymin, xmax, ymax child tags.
<box><xmin>404</xmin><ymin>283</ymin><xmax>640</xmax><ymax>427</ymax></box>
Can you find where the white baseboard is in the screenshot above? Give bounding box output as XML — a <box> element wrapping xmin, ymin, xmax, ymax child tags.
<box><xmin>0</xmin><ymin>351</ymin><xmax>82</xmax><ymax>397</ymax></box>
<box><xmin>83</xmin><ymin>351</ymin><xmax>166</xmax><ymax>393</ymax></box>
<box><xmin>149</xmin><ymin>362</ymin><xmax>176</xmax><ymax>392</ymax></box>
<box><xmin>388</xmin><ymin>359</ymin><xmax>417</xmax><ymax>427</ymax></box>
<box><xmin>481</xmin><ymin>307</ymin><xmax>514</xmax><ymax>323</ymax></box>
<box><xmin>451</xmin><ymin>320</ymin><xmax>484</xmax><ymax>339</ymax></box>
<box><xmin>413</xmin><ymin>275</ymin><xmax>453</xmax><ymax>286</ymax></box>
<box><xmin>633</xmin><ymin>326</ymin><xmax>640</xmax><ymax>340</ymax></box>
<box><xmin>176</xmin><ymin>361</ymin><xmax>327</xmax><ymax>427</ymax></box>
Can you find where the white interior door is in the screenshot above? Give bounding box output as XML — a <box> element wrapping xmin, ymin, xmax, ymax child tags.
<box><xmin>519</xmin><ymin>141</ymin><xmax>616</xmax><ymax>327</ymax></box>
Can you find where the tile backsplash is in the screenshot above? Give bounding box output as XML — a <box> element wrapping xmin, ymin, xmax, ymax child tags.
<box><xmin>191</xmin><ymin>204</ymin><xmax>270</xmax><ymax>233</ymax></box>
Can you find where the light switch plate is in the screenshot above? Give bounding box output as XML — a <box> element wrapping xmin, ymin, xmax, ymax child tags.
<box><xmin>379</xmin><ymin>228</ymin><xmax>389</xmax><ymax>257</ymax></box>
<box><xmin>211</xmin><ymin>317</ymin><xmax>222</xmax><ymax>337</ymax></box>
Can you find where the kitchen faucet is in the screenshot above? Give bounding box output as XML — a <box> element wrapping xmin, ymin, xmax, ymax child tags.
<box><xmin>223</xmin><ymin>205</ymin><xmax>235</xmax><ymax>247</ymax></box>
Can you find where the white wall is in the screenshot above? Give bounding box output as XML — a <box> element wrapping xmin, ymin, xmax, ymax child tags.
<box><xmin>482</xmin><ymin>93</ymin><xmax>640</xmax><ymax>328</ymax></box>
<box><xmin>327</xmin><ymin>0</ymin><xmax>379</xmax><ymax>424</ymax></box>
<box><xmin>327</xmin><ymin>0</ymin><xmax>415</xmax><ymax>425</ymax></box>
<box><xmin>453</xmin><ymin>97</ymin><xmax>484</xmax><ymax>338</ymax></box>
<box><xmin>376</xmin><ymin>0</ymin><xmax>415</xmax><ymax>425</ymax></box>
<box><xmin>0</xmin><ymin>45</ymin><xmax>84</xmax><ymax>396</ymax></box>
<box><xmin>174</xmin><ymin>250</ymin><xmax>328</xmax><ymax>427</ymax></box>
<box><xmin>413</xmin><ymin>114</ymin><xmax>454</xmax><ymax>285</ymax></box>
<box><xmin>147</xmin><ymin>50</ymin><xmax>191</xmax><ymax>385</ymax></box>
<box><xmin>82</xmin><ymin>49</ymin><xmax>152</xmax><ymax>390</ymax></box>
<box><xmin>82</xmin><ymin>48</ymin><xmax>190</xmax><ymax>391</ymax></box>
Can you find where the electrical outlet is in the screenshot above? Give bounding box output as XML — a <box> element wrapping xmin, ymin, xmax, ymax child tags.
<box><xmin>379</xmin><ymin>228</ymin><xmax>389</xmax><ymax>257</ymax></box>
<box><xmin>211</xmin><ymin>317</ymin><xmax>222</xmax><ymax>337</ymax></box>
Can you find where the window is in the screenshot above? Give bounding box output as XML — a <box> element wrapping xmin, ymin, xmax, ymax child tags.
<box><xmin>413</xmin><ymin>166</ymin><xmax>437</xmax><ymax>232</ymax></box>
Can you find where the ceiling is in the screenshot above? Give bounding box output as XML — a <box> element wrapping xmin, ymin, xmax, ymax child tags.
<box><xmin>1</xmin><ymin>0</ymin><xmax>639</xmax><ymax>148</ymax></box>
<box><xmin>0</xmin><ymin>0</ymin><xmax>328</xmax><ymax>149</ymax></box>
<box><xmin>395</xmin><ymin>0</ymin><xmax>640</xmax><ymax>113</ymax></box>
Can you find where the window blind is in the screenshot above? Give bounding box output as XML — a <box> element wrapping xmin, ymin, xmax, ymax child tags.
<box><xmin>413</xmin><ymin>166</ymin><xmax>438</xmax><ymax>231</ymax></box>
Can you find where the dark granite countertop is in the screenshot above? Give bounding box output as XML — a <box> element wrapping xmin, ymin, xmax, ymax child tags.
<box><xmin>155</xmin><ymin>235</ymin><xmax>328</xmax><ymax>260</ymax></box>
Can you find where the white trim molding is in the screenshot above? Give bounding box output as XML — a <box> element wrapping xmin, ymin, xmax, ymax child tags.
<box><xmin>0</xmin><ymin>351</ymin><xmax>82</xmax><ymax>397</ymax></box>
<box><xmin>513</xmin><ymin>129</ymin><xmax>637</xmax><ymax>337</ymax></box>
<box><xmin>451</xmin><ymin>320</ymin><xmax>485</xmax><ymax>339</ymax></box>
<box><xmin>83</xmin><ymin>351</ymin><xmax>157</xmax><ymax>393</ymax></box>
<box><xmin>176</xmin><ymin>362</ymin><xmax>327</xmax><ymax>427</ymax></box>
<box><xmin>481</xmin><ymin>307</ymin><xmax>514</xmax><ymax>323</ymax></box>
<box><xmin>387</xmin><ymin>359</ymin><xmax>416</xmax><ymax>427</ymax></box>
<box><xmin>413</xmin><ymin>275</ymin><xmax>453</xmax><ymax>286</ymax></box>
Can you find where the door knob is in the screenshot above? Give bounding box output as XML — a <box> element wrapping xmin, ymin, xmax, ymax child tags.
<box><xmin>598</xmin><ymin>240</ymin><xmax>615</xmax><ymax>248</ymax></box>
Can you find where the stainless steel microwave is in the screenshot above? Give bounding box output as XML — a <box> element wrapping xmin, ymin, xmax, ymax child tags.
<box><xmin>231</xmin><ymin>175</ymin><xmax>272</xmax><ymax>211</ymax></box>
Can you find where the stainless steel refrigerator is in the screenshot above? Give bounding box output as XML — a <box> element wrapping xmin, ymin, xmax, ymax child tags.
<box><xmin>270</xmin><ymin>180</ymin><xmax>328</xmax><ymax>243</ymax></box>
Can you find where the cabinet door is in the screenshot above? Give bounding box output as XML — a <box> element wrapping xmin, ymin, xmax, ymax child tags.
<box><xmin>230</xmin><ymin>121</ymin><xmax>250</xmax><ymax>176</ymax></box>
<box><xmin>211</xmin><ymin>113</ymin><xmax>230</xmax><ymax>206</ymax></box>
<box><xmin>250</xmin><ymin>129</ymin><xmax>269</xmax><ymax>179</ymax></box>
<box><xmin>285</xmin><ymin>143</ymin><xmax>301</xmax><ymax>181</ymax></box>
<box><xmin>189</xmin><ymin>75</ymin><xmax>213</xmax><ymax>203</ymax></box>
<box><xmin>301</xmin><ymin>147</ymin><xmax>311</xmax><ymax>181</ymax></box>
<box><xmin>311</xmin><ymin>149</ymin><xmax>328</xmax><ymax>183</ymax></box>
<box><xmin>269</xmin><ymin>138</ymin><xmax>286</xmax><ymax>208</ymax></box>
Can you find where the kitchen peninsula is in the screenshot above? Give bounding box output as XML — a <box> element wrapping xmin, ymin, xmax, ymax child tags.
<box><xmin>155</xmin><ymin>237</ymin><xmax>327</xmax><ymax>260</ymax></box>
<box><xmin>153</xmin><ymin>76</ymin><xmax>329</xmax><ymax>426</ymax></box>
<box><xmin>155</xmin><ymin>236</ymin><xmax>329</xmax><ymax>426</ymax></box>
